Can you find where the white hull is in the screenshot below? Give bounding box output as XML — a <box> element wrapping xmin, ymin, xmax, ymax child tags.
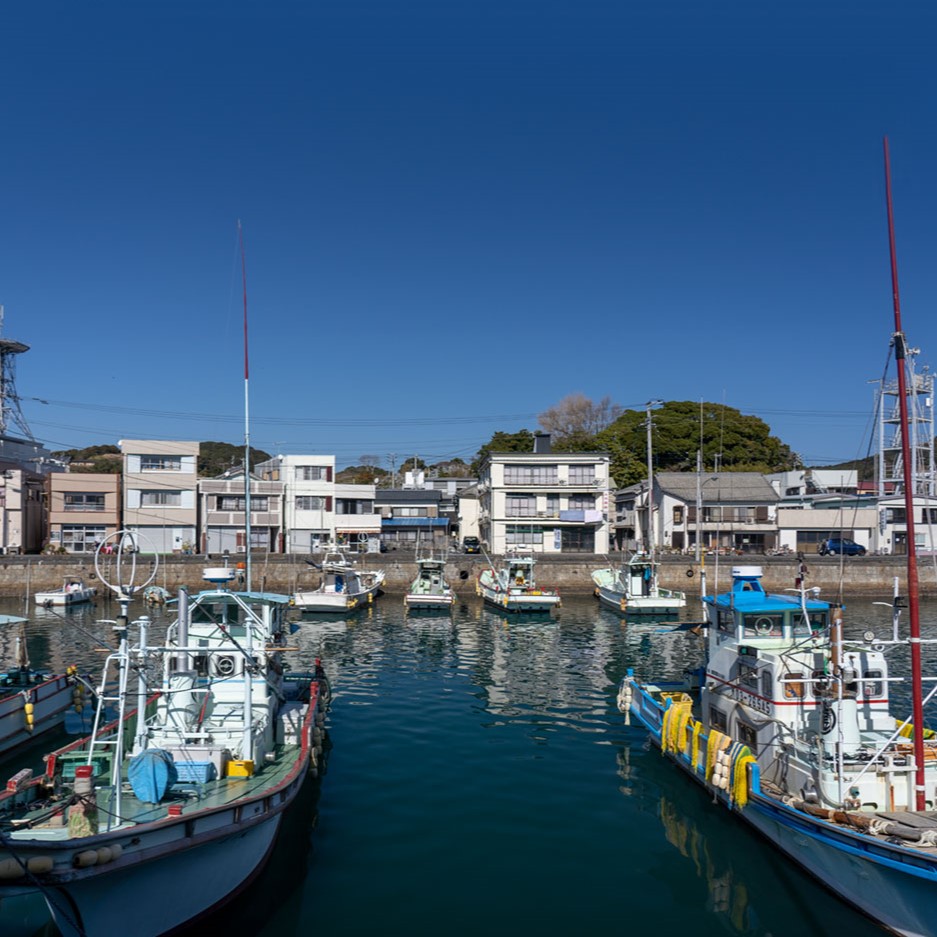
<box><xmin>293</xmin><ymin>582</ymin><xmax>380</xmax><ymax>613</ymax></box>
<box><xmin>478</xmin><ymin>585</ymin><xmax>560</xmax><ymax>613</ymax></box>
<box><xmin>404</xmin><ymin>592</ymin><xmax>454</xmax><ymax>610</ymax></box>
<box><xmin>33</xmin><ymin>589</ymin><xmax>95</xmax><ymax>607</ymax></box>
<box><xmin>595</xmin><ymin>585</ymin><xmax>684</xmax><ymax>616</ymax></box>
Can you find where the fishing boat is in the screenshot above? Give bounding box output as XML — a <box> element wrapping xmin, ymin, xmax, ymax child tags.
<box><xmin>404</xmin><ymin>554</ymin><xmax>455</xmax><ymax>612</ymax></box>
<box><xmin>617</xmin><ymin>140</ymin><xmax>937</xmax><ymax>937</ymax></box>
<box><xmin>476</xmin><ymin>549</ymin><xmax>560</xmax><ymax>614</ymax></box>
<box><xmin>591</xmin><ymin>551</ymin><xmax>686</xmax><ymax>617</ymax></box>
<box><xmin>292</xmin><ymin>545</ymin><xmax>385</xmax><ymax>613</ymax></box>
<box><xmin>0</xmin><ymin>617</ymin><xmax>87</xmax><ymax>757</ymax></box>
<box><xmin>0</xmin><ymin>565</ymin><xmax>330</xmax><ymax>936</ymax></box>
<box><xmin>33</xmin><ymin>579</ymin><xmax>96</xmax><ymax>608</ymax></box>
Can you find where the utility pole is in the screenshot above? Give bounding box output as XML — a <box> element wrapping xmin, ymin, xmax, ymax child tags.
<box><xmin>645</xmin><ymin>400</ymin><xmax>662</xmax><ymax>554</ymax></box>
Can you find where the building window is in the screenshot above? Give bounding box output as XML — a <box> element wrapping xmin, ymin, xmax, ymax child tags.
<box><xmin>336</xmin><ymin>499</ymin><xmax>373</xmax><ymax>515</ymax></box>
<box><xmin>61</xmin><ymin>525</ymin><xmax>106</xmax><ymax>552</ymax></box>
<box><xmin>505</xmin><ymin>525</ymin><xmax>543</xmax><ymax>544</ymax></box>
<box><xmin>216</xmin><ymin>496</ymin><xmax>269</xmax><ymax>512</ymax></box>
<box><xmin>394</xmin><ymin>506</ymin><xmax>428</xmax><ymax>517</ymax></box>
<box><xmin>140</xmin><ymin>490</ymin><xmax>182</xmax><ymax>506</ymax></box>
<box><xmin>64</xmin><ymin>493</ymin><xmax>106</xmax><ymax>512</ymax></box>
<box><xmin>545</xmin><ymin>494</ymin><xmax>560</xmax><ymax>515</ymax></box>
<box><xmin>673</xmin><ymin>506</ymin><xmax>684</xmax><ymax>525</ymax></box>
<box><xmin>296</xmin><ymin>496</ymin><xmax>326</xmax><ymax>511</ymax></box>
<box><xmin>295</xmin><ymin>466</ymin><xmax>329</xmax><ymax>481</ymax></box>
<box><xmin>568</xmin><ymin>494</ymin><xmax>595</xmax><ymax>512</ymax></box>
<box><xmin>504</xmin><ymin>465</ymin><xmax>558</xmax><ymax>485</ymax></box>
<box><xmin>568</xmin><ymin>465</ymin><xmax>596</xmax><ymax>485</ymax></box>
<box><xmin>506</xmin><ymin>494</ymin><xmax>536</xmax><ymax>517</ymax></box>
<box><xmin>140</xmin><ymin>456</ymin><xmax>182</xmax><ymax>471</ymax></box>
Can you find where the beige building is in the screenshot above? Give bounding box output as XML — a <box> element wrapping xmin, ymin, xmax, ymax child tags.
<box><xmin>199</xmin><ymin>469</ymin><xmax>284</xmax><ymax>554</ymax></box>
<box><xmin>46</xmin><ymin>472</ymin><xmax>121</xmax><ymax>553</ymax></box>
<box><xmin>0</xmin><ymin>466</ymin><xmax>45</xmax><ymax>554</ymax></box>
<box><xmin>120</xmin><ymin>439</ymin><xmax>200</xmax><ymax>553</ymax></box>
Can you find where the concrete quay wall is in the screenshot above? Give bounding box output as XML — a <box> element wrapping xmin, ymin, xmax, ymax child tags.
<box><xmin>6</xmin><ymin>553</ymin><xmax>931</xmax><ymax>599</ymax></box>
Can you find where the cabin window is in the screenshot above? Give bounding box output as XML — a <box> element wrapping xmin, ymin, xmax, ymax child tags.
<box><xmin>738</xmin><ymin>662</ymin><xmax>759</xmax><ymax>690</ymax></box>
<box><xmin>811</xmin><ymin>670</ymin><xmax>831</xmax><ymax>699</ymax></box>
<box><xmin>717</xmin><ymin>609</ymin><xmax>735</xmax><ymax>633</ymax></box>
<box><xmin>783</xmin><ymin>673</ymin><xmax>805</xmax><ymax>699</ymax></box>
<box><xmin>743</xmin><ymin>614</ymin><xmax>782</xmax><ymax>637</ymax></box>
<box><xmin>738</xmin><ymin>723</ymin><xmax>758</xmax><ymax>754</ymax></box>
<box><xmin>863</xmin><ymin>670</ymin><xmax>884</xmax><ymax>698</ymax></box>
<box><xmin>760</xmin><ymin>668</ymin><xmax>773</xmax><ymax>698</ymax></box>
<box><xmin>710</xmin><ymin>707</ymin><xmax>727</xmax><ymax>732</ymax></box>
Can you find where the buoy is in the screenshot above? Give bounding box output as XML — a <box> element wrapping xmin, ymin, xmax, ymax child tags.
<box><xmin>0</xmin><ymin>858</ymin><xmax>26</xmax><ymax>879</ymax></box>
<box><xmin>73</xmin><ymin>850</ymin><xmax>98</xmax><ymax>868</ymax></box>
<box><xmin>96</xmin><ymin>847</ymin><xmax>113</xmax><ymax>865</ymax></box>
<box><xmin>27</xmin><ymin>856</ymin><xmax>53</xmax><ymax>874</ymax></box>
<box><xmin>109</xmin><ymin>843</ymin><xmax>123</xmax><ymax>861</ymax></box>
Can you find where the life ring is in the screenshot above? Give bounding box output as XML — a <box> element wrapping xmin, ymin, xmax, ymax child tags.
<box><xmin>357</xmin><ymin>533</ymin><xmax>369</xmax><ymax>543</ymax></box>
<box><xmin>685</xmin><ymin>569</ymin><xmax>694</xmax><ymax>578</ymax></box>
<box><xmin>754</xmin><ymin>617</ymin><xmax>774</xmax><ymax>635</ymax></box>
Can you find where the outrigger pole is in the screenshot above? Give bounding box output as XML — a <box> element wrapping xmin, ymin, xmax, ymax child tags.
<box><xmin>883</xmin><ymin>136</ymin><xmax>926</xmax><ymax>810</ymax></box>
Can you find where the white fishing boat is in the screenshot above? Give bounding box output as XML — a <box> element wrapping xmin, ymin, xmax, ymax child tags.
<box><xmin>33</xmin><ymin>579</ymin><xmax>96</xmax><ymax>607</ymax></box>
<box><xmin>292</xmin><ymin>545</ymin><xmax>384</xmax><ymax>613</ymax></box>
<box><xmin>0</xmin><ymin>617</ymin><xmax>87</xmax><ymax>757</ymax></box>
<box><xmin>0</xmin><ymin>563</ymin><xmax>330</xmax><ymax>937</ymax></box>
<box><xmin>591</xmin><ymin>551</ymin><xmax>686</xmax><ymax>617</ymax></box>
<box><xmin>618</xmin><ymin>141</ymin><xmax>937</xmax><ymax>937</ymax></box>
<box><xmin>477</xmin><ymin>549</ymin><xmax>560</xmax><ymax>614</ymax></box>
<box><xmin>404</xmin><ymin>555</ymin><xmax>455</xmax><ymax>611</ymax></box>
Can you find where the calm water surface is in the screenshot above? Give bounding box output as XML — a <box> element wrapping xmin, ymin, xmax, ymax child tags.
<box><xmin>5</xmin><ymin>588</ymin><xmax>936</xmax><ymax>937</ymax></box>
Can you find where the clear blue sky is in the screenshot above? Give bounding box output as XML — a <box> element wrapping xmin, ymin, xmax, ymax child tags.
<box><xmin>4</xmin><ymin>0</ymin><xmax>937</xmax><ymax>471</ymax></box>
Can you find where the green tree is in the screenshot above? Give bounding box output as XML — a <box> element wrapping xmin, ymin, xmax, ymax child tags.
<box><xmin>198</xmin><ymin>442</ymin><xmax>272</xmax><ymax>477</ymax></box>
<box><xmin>470</xmin><ymin>429</ymin><xmax>535</xmax><ymax>476</ymax></box>
<box><xmin>596</xmin><ymin>401</ymin><xmax>799</xmax><ymax>487</ymax></box>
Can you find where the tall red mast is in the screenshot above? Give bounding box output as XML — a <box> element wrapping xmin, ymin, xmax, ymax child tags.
<box><xmin>883</xmin><ymin>136</ymin><xmax>926</xmax><ymax>810</ymax></box>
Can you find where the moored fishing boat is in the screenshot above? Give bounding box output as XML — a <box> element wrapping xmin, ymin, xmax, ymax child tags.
<box><xmin>404</xmin><ymin>555</ymin><xmax>455</xmax><ymax>611</ymax></box>
<box><xmin>0</xmin><ymin>617</ymin><xmax>88</xmax><ymax>757</ymax></box>
<box><xmin>292</xmin><ymin>544</ymin><xmax>385</xmax><ymax>613</ymax></box>
<box><xmin>591</xmin><ymin>551</ymin><xmax>686</xmax><ymax>617</ymax></box>
<box><xmin>33</xmin><ymin>580</ymin><xmax>95</xmax><ymax>608</ymax></box>
<box><xmin>477</xmin><ymin>549</ymin><xmax>560</xmax><ymax>614</ymax></box>
<box><xmin>0</xmin><ymin>565</ymin><xmax>330</xmax><ymax>937</ymax></box>
<box><xmin>618</xmin><ymin>141</ymin><xmax>937</xmax><ymax>937</ymax></box>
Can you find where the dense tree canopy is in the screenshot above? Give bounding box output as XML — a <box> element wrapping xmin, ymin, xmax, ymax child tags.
<box><xmin>51</xmin><ymin>445</ymin><xmax>121</xmax><ymax>474</ymax></box>
<box><xmin>198</xmin><ymin>442</ymin><xmax>271</xmax><ymax>477</ymax></box>
<box><xmin>470</xmin><ymin>429</ymin><xmax>535</xmax><ymax>475</ymax></box>
<box><xmin>596</xmin><ymin>401</ymin><xmax>800</xmax><ymax>486</ymax></box>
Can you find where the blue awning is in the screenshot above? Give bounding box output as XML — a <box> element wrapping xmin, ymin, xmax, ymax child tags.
<box><xmin>381</xmin><ymin>518</ymin><xmax>449</xmax><ymax>528</ymax></box>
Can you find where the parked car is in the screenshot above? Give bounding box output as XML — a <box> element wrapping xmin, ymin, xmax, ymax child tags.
<box><xmin>462</xmin><ymin>536</ymin><xmax>481</xmax><ymax>554</ymax></box>
<box><xmin>817</xmin><ymin>537</ymin><xmax>867</xmax><ymax>556</ymax></box>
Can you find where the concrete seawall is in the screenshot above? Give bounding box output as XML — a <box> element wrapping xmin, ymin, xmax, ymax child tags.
<box><xmin>9</xmin><ymin>553</ymin><xmax>934</xmax><ymax>598</ymax></box>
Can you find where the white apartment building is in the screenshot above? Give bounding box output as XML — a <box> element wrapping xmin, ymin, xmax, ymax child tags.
<box><xmin>120</xmin><ymin>439</ymin><xmax>199</xmax><ymax>553</ymax></box>
<box><xmin>256</xmin><ymin>455</ymin><xmax>381</xmax><ymax>554</ymax></box>
<box><xmin>478</xmin><ymin>437</ymin><xmax>611</xmax><ymax>554</ymax></box>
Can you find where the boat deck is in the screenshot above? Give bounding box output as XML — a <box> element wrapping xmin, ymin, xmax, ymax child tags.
<box><xmin>6</xmin><ymin>743</ymin><xmax>305</xmax><ymax>839</ymax></box>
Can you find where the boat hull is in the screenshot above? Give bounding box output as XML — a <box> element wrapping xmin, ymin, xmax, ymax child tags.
<box><xmin>404</xmin><ymin>594</ymin><xmax>454</xmax><ymax>611</ymax></box>
<box><xmin>624</xmin><ymin>680</ymin><xmax>937</xmax><ymax>937</ymax></box>
<box><xmin>594</xmin><ymin>585</ymin><xmax>683</xmax><ymax>617</ymax></box>
<box><xmin>0</xmin><ymin>675</ymin><xmax>75</xmax><ymax>756</ymax></box>
<box><xmin>49</xmin><ymin>812</ymin><xmax>283</xmax><ymax>937</ymax></box>
<box><xmin>478</xmin><ymin>586</ymin><xmax>560</xmax><ymax>614</ymax></box>
<box><xmin>33</xmin><ymin>591</ymin><xmax>94</xmax><ymax>607</ymax></box>
<box><xmin>293</xmin><ymin>583</ymin><xmax>380</xmax><ymax>613</ymax></box>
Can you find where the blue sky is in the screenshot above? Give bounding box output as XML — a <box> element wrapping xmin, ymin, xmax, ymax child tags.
<box><xmin>3</xmin><ymin>0</ymin><xmax>937</xmax><ymax>471</ymax></box>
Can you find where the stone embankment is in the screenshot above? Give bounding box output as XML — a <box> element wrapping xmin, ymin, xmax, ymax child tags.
<box><xmin>7</xmin><ymin>553</ymin><xmax>934</xmax><ymax>598</ymax></box>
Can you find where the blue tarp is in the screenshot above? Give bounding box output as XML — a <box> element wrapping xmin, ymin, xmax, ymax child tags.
<box><xmin>128</xmin><ymin>749</ymin><xmax>178</xmax><ymax>803</ymax></box>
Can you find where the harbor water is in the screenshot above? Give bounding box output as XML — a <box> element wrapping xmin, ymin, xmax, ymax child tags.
<box><xmin>5</xmin><ymin>587</ymin><xmax>935</xmax><ymax>936</ymax></box>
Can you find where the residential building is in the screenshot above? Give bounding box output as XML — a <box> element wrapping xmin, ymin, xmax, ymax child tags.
<box><xmin>478</xmin><ymin>435</ymin><xmax>611</xmax><ymax>554</ymax></box>
<box><xmin>376</xmin><ymin>488</ymin><xmax>448</xmax><ymax>550</ymax></box>
<box><xmin>775</xmin><ymin>500</ymin><xmax>878</xmax><ymax>554</ymax></box>
<box><xmin>654</xmin><ymin>472</ymin><xmax>780</xmax><ymax>554</ymax></box>
<box><xmin>0</xmin><ymin>465</ymin><xmax>45</xmax><ymax>554</ymax></box>
<box><xmin>256</xmin><ymin>455</ymin><xmax>381</xmax><ymax>553</ymax></box>
<box><xmin>120</xmin><ymin>440</ymin><xmax>200</xmax><ymax>553</ymax></box>
<box><xmin>46</xmin><ymin>472</ymin><xmax>121</xmax><ymax>554</ymax></box>
<box><xmin>876</xmin><ymin>494</ymin><xmax>937</xmax><ymax>555</ymax></box>
<box><xmin>198</xmin><ymin>468</ymin><xmax>284</xmax><ymax>554</ymax></box>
